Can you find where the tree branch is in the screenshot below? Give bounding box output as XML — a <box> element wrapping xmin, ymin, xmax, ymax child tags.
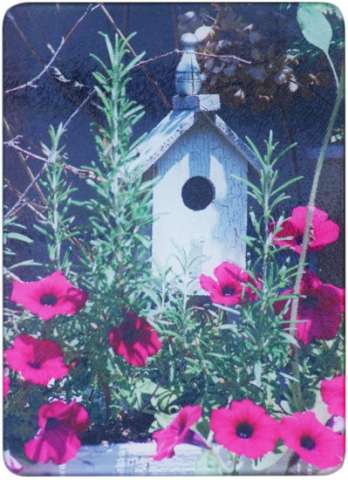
<box><xmin>5</xmin><ymin>4</ymin><xmax>99</xmax><ymax>94</ymax></box>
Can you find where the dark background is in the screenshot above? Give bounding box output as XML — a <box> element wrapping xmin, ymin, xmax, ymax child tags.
<box><xmin>3</xmin><ymin>2</ymin><xmax>345</xmax><ymax>285</ymax></box>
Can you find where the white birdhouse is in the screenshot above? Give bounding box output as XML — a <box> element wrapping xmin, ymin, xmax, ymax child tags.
<box><xmin>135</xmin><ymin>34</ymin><xmax>260</xmax><ymax>277</ymax></box>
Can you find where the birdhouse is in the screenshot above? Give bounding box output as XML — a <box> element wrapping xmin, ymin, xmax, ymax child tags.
<box><xmin>135</xmin><ymin>34</ymin><xmax>260</xmax><ymax>277</ymax></box>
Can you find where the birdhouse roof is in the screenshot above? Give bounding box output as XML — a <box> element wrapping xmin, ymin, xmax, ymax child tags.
<box><xmin>133</xmin><ymin>110</ymin><xmax>261</xmax><ymax>173</ymax></box>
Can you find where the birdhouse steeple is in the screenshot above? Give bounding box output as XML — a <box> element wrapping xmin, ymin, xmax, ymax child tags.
<box><xmin>175</xmin><ymin>33</ymin><xmax>202</xmax><ymax>96</ymax></box>
<box><xmin>173</xmin><ymin>34</ymin><xmax>220</xmax><ymax>112</ymax></box>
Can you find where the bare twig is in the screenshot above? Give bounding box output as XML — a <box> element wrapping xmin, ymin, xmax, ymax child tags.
<box><xmin>5</xmin><ymin>37</ymin><xmax>65</xmax><ymax>94</ymax></box>
<box><xmin>195</xmin><ymin>50</ymin><xmax>252</xmax><ymax>64</ymax></box>
<box><xmin>135</xmin><ymin>49</ymin><xmax>252</xmax><ymax>68</ymax></box>
<box><xmin>5</xmin><ymin>179</ymin><xmax>46</xmax><ymax>220</ymax></box>
<box><xmin>5</xmin><ymin>178</ymin><xmax>90</xmax><ymax>263</ymax></box>
<box><xmin>4</xmin><ymin>118</ymin><xmax>47</xmax><ymax>204</ymax></box>
<box><xmin>99</xmin><ymin>3</ymin><xmax>171</xmax><ymax>109</ymax></box>
<box><xmin>5</xmin><ymin>138</ymin><xmax>47</xmax><ymax>162</ymax></box>
<box><xmin>136</xmin><ymin>50</ymin><xmax>179</xmax><ymax>67</ymax></box>
<box><xmin>5</xmin><ymin>4</ymin><xmax>99</xmax><ymax>94</ymax></box>
<box><xmin>7</xmin><ymin>12</ymin><xmax>43</xmax><ymax>64</ymax></box>
<box><xmin>62</xmin><ymin>89</ymin><xmax>96</xmax><ymax>129</ymax></box>
<box><xmin>63</xmin><ymin>4</ymin><xmax>100</xmax><ymax>44</ymax></box>
<box><xmin>5</xmin><ymin>164</ymin><xmax>47</xmax><ymax>220</ymax></box>
<box><xmin>4</xmin><ymin>137</ymin><xmax>101</xmax><ymax>182</ymax></box>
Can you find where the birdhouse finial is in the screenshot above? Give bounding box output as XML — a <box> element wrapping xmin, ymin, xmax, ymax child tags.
<box><xmin>175</xmin><ymin>33</ymin><xmax>201</xmax><ymax>96</ymax></box>
<box><xmin>173</xmin><ymin>33</ymin><xmax>220</xmax><ymax>112</ymax></box>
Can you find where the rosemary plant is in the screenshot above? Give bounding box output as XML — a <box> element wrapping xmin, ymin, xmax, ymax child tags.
<box><xmin>75</xmin><ymin>33</ymin><xmax>155</xmax><ymax>419</ymax></box>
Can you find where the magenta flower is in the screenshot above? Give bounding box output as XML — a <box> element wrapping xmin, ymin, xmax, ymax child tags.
<box><xmin>108</xmin><ymin>312</ymin><xmax>162</xmax><ymax>367</ymax></box>
<box><xmin>3</xmin><ymin>373</ymin><xmax>10</xmax><ymax>397</ymax></box>
<box><xmin>321</xmin><ymin>375</ymin><xmax>345</xmax><ymax>418</ymax></box>
<box><xmin>24</xmin><ymin>400</ymin><xmax>89</xmax><ymax>464</ymax></box>
<box><xmin>200</xmin><ymin>262</ymin><xmax>259</xmax><ymax>306</ymax></box>
<box><xmin>210</xmin><ymin>399</ymin><xmax>279</xmax><ymax>459</ymax></box>
<box><xmin>153</xmin><ymin>405</ymin><xmax>202</xmax><ymax>460</ymax></box>
<box><xmin>280</xmin><ymin>411</ymin><xmax>345</xmax><ymax>470</ymax></box>
<box><xmin>5</xmin><ymin>334</ymin><xmax>69</xmax><ymax>386</ymax></box>
<box><xmin>11</xmin><ymin>271</ymin><xmax>88</xmax><ymax>321</ymax></box>
<box><xmin>273</xmin><ymin>206</ymin><xmax>339</xmax><ymax>254</ymax></box>
<box><xmin>274</xmin><ymin>271</ymin><xmax>344</xmax><ymax>344</ymax></box>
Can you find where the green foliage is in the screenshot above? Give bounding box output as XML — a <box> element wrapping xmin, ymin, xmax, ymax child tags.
<box><xmin>3</xmin><ymin>33</ymin><xmax>154</xmax><ymax>448</ymax></box>
<box><xmin>297</xmin><ymin>3</ymin><xmax>339</xmax><ymax>88</ymax></box>
<box><xmin>3</xmin><ymin>29</ymin><xmax>344</xmax><ymax>468</ymax></box>
<box><xmin>35</xmin><ymin>124</ymin><xmax>79</xmax><ymax>273</ymax></box>
<box><xmin>3</xmin><ymin>202</ymin><xmax>39</xmax><ymax>278</ymax></box>
<box><xmin>142</xmin><ymin>254</ymin><xmax>237</xmax><ymax>413</ymax></box>
<box><xmin>297</xmin><ymin>4</ymin><xmax>333</xmax><ymax>56</ymax></box>
<box><xmin>67</xmin><ymin>33</ymin><xmax>154</xmax><ymax>421</ymax></box>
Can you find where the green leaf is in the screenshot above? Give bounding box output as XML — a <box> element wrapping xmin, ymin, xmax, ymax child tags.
<box><xmin>6</xmin><ymin>232</ymin><xmax>33</xmax><ymax>243</ymax></box>
<box><xmin>252</xmin><ymin>448</ymin><xmax>287</xmax><ymax>472</ymax></box>
<box><xmin>297</xmin><ymin>4</ymin><xmax>332</xmax><ymax>55</ymax></box>
<box><xmin>253</xmin><ymin>361</ymin><xmax>262</xmax><ymax>388</ymax></box>
<box><xmin>279</xmin><ymin>370</ymin><xmax>300</xmax><ymax>383</ymax></box>
<box><xmin>279</xmin><ymin>331</ymin><xmax>300</xmax><ymax>348</ymax></box>
<box><xmin>195</xmin><ymin>450</ymin><xmax>223</xmax><ymax>475</ymax></box>
<box><xmin>149</xmin><ymin>412</ymin><xmax>174</xmax><ymax>432</ymax></box>
<box><xmin>10</xmin><ymin>260</ymin><xmax>41</xmax><ymax>269</ymax></box>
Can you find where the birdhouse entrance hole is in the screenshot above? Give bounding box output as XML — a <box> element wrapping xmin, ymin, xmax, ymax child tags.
<box><xmin>181</xmin><ymin>176</ymin><xmax>215</xmax><ymax>211</ymax></box>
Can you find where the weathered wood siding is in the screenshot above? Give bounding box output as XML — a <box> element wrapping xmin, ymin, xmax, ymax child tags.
<box><xmin>152</xmin><ymin>116</ymin><xmax>247</xmax><ymax>278</ymax></box>
<box><xmin>18</xmin><ymin>442</ymin><xmax>318</xmax><ymax>476</ymax></box>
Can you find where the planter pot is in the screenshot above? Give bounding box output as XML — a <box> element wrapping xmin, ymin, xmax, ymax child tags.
<box><xmin>15</xmin><ymin>442</ymin><xmax>331</xmax><ymax>476</ymax></box>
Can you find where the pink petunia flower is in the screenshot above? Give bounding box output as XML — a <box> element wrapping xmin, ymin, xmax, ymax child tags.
<box><xmin>153</xmin><ymin>405</ymin><xmax>202</xmax><ymax>460</ymax></box>
<box><xmin>274</xmin><ymin>271</ymin><xmax>344</xmax><ymax>345</ymax></box>
<box><xmin>3</xmin><ymin>373</ymin><xmax>10</xmax><ymax>397</ymax></box>
<box><xmin>24</xmin><ymin>400</ymin><xmax>89</xmax><ymax>465</ymax></box>
<box><xmin>5</xmin><ymin>334</ymin><xmax>69</xmax><ymax>386</ymax></box>
<box><xmin>4</xmin><ymin>450</ymin><xmax>23</xmax><ymax>473</ymax></box>
<box><xmin>280</xmin><ymin>411</ymin><xmax>345</xmax><ymax>470</ymax></box>
<box><xmin>210</xmin><ymin>399</ymin><xmax>279</xmax><ymax>459</ymax></box>
<box><xmin>321</xmin><ymin>375</ymin><xmax>345</xmax><ymax>418</ymax></box>
<box><xmin>200</xmin><ymin>262</ymin><xmax>259</xmax><ymax>306</ymax></box>
<box><xmin>11</xmin><ymin>271</ymin><xmax>88</xmax><ymax>321</ymax></box>
<box><xmin>273</xmin><ymin>206</ymin><xmax>339</xmax><ymax>254</ymax></box>
<box><xmin>108</xmin><ymin>312</ymin><xmax>162</xmax><ymax>367</ymax></box>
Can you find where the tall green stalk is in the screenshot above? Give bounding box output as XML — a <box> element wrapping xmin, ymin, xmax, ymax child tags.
<box><xmin>288</xmin><ymin>66</ymin><xmax>344</xmax><ymax>409</ymax></box>
<box><xmin>35</xmin><ymin>124</ymin><xmax>78</xmax><ymax>273</ymax></box>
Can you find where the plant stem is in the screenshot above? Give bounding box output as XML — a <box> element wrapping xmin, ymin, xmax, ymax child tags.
<box><xmin>288</xmin><ymin>65</ymin><xmax>344</xmax><ymax>409</ymax></box>
<box><xmin>102</xmin><ymin>382</ymin><xmax>111</xmax><ymax>421</ymax></box>
<box><xmin>325</xmin><ymin>52</ymin><xmax>339</xmax><ymax>90</ymax></box>
<box><xmin>289</xmin><ymin>71</ymin><xmax>343</xmax><ymax>338</ymax></box>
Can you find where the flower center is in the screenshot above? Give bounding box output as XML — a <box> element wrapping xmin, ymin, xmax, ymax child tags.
<box><xmin>295</xmin><ymin>234</ymin><xmax>303</xmax><ymax>245</ymax></box>
<box><xmin>28</xmin><ymin>361</ymin><xmax>41</xmax><ymax>369</ymax></box>
<box><xmin>176</xmin><ymin>416</ymin><xmax>187</xmax><ymax>435</ymax></box>
<box><xmin>300</xmin><ymin>435</ymin><xmax>316</xmax><ymax>450</ymax></box>
<box><xmin>302</xmin><ymin>295</ymin><xmax>319</xmax><ymax>309</ymax></box>
<box><xmin>123</xmin><ymin>329</ymin><xmax>139</xmax><ymax>344</ymax></box>
<box><xmin>222</xmin><ymin>286</ymin><xmax>235</xmax><ymax>297</ymax></box>
<box><xmin>295</xmin><ymin>227</ymin><xmax>315</xmax><ymax>245</ymax></box>
<box><xmin>40</xmin><ymin>294</ymin><xmax>58</xmax><ymax>306</ymax></box>
<box><xmin>45</xmin><ymin>417</ymin><xmax>61</xmax><ymax>430</ymax></box>
<box><xmin>236</xmin><ymin>422</ymin><xmax>254</xmax><ymax>439</ymax></box>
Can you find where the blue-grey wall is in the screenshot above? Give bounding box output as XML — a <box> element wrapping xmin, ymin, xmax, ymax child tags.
<box><xmin>3</xmin><ymin>3</ymin><xmax>344</xmax><ymax>284</ymax></box>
